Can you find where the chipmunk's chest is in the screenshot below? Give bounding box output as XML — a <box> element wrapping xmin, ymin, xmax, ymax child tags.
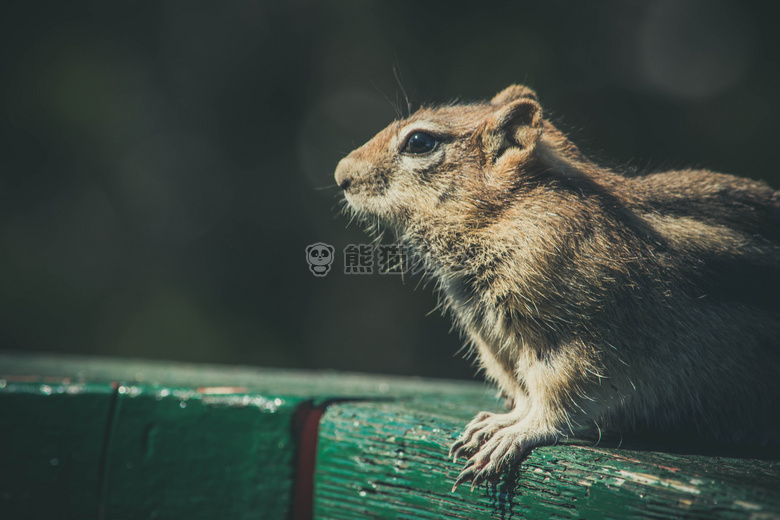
<box><xmin>438</xmin><ymin>273</ymin><xmax>527</xmax><ymax>390</ymax></box>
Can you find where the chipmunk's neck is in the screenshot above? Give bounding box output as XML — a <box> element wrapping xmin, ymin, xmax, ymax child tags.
<box><xmin>536</xmin><ymin>122</ymin><xmax>626</xmax><ymax>190</ymax></box>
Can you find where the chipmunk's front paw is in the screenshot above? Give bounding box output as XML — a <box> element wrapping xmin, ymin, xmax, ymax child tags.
<box><xmin>451</xmin><ymin>424</ymin><xmax>558</xmax><ymax>492</ymax></box>
<box><xmin>449</xmin><ymin>410</ymin><xmax>523</xmax><ymax>462</ymax></box>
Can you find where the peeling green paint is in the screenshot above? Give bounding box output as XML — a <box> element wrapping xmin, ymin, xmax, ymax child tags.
<box><xmin>314</xmin><ymin>400</ymin><xmax>780</xmax><ymax>519</ymax></box>
<box><xmin>2</xmin><ymin>354</ymin><xmax>779</xmax><ymax>520</ymax></box>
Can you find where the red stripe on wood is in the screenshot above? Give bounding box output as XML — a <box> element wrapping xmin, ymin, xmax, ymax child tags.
<box><xmin>290</xmin><ymin>401</ymin><xmax>325</xmax><ymax>520</ymax></box>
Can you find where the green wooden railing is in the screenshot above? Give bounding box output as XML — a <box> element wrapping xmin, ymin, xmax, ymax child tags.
<box><xmin>1</xmin><ymin>353</ymin><xmax>778</xmax><ymax>519</ymax></box>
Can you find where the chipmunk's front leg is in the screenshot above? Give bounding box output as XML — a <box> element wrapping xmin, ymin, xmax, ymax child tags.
<box><xmin>450</xmin><ymin>347</ymin><xmax>595</xmax><ymax>491</ymax></box>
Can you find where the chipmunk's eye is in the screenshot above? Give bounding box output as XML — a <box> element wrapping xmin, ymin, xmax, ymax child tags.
<box><xmin>403</xmin><ymin>132</ymin><xmax>438</xmax><ymax>154</ymax></box>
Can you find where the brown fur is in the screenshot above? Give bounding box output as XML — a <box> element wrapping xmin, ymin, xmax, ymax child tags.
<box><xmin>334</xmin><ymin>85</ymin><xmax>780</xmax><ymax>489</ymax></box>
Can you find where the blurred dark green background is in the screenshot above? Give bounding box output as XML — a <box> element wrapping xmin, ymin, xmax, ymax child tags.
<box><xmin>1</xmin><ymin>1</ymin><xmax>778</xmax><ymax>380</ymax></box>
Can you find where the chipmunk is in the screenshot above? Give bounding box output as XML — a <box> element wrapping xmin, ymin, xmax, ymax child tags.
<box><xmin>334</xmin><ymin>85</ymin><xmax>780</xmax><ymax>490</ymax></box>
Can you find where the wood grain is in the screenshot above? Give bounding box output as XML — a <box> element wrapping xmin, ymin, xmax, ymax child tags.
<box><xmin>2</xmin><ymin>353</ymin><xmax>778</xmax><ymax>519</ymax></box>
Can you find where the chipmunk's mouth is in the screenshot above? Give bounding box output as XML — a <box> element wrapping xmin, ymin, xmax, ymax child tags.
<box><xmin>340</xmin><ymin>189</ymin><xmax>391</xmax><ymax>222</ymax></box>
<box><xmin>335</xmin><ymin>157</ymin><xmax>396</xmax><ymax>220</ymax></box>
<box><xmin>338</xmin><ymin>183</ymin><xmax>416</xmax><ymax>232</ymax></box>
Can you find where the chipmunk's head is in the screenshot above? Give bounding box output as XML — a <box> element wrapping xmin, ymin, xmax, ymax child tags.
<box><xmin>335</xmin><ymin>85</ymin><xmax>544</xmax><ymax>228</ymax></box>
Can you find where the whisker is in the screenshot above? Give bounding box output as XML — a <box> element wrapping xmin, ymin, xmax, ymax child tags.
<box><xmin>372</xmin><ymin>80</ymin><xmax>402</xmax><ymax>119</ymax></box>
<box><xmin>393</xmin><ymin>60</ymin><xmax>412</xmax><ymax>117</ymax></box>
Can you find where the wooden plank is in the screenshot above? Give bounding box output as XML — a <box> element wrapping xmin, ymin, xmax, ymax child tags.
<box><xmin>102</xmin><ymin>384</ymin><xmax>306</xmax><ymax>520</ymax></box>
<box><xmin>0</xmin><ymin>353</ymin><xmax>490</xmax><ymax>520</ymax></box>
<box><xmin>2</xmin><ymin>354</ymin><xmax>779</xmax><ymax>519</ymax></box>
<box><xmin>0</xmin><ymin>379</ymin><xmax>115</xmax><ymax>519</ymax></box>
<box><xmin>314</xmin><ymin>399</ymin><xmax>780</xmax><ymax>519</ymax></box>
<box><xmin>0</xmin><ymin>356</ymin><xmax>314</xmax><ymax>519</ymax></box>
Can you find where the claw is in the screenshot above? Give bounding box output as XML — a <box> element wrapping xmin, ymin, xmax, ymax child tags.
<box><xmin>471</xmin><ymin>462</ymin><xmax>494</xmax><ymax>490</ymax></box>
<box><xmin>451</xmin><ymin>443</ymin><xmax>470</xmax><ymax>462</ymax></box>
<box><xmin>449</xmin><ymin>439</ymin><xmax>464</xmax><ymax>460</ymax></box>
<box><xmin>451</xmin><ymin>461</ymin><xmax>476</xmax><ymax>492</ymax></box>
<box><xmin>450</xmin><ymin>435</ymin><xmax>482</xmax><ymax>462</ymax></box>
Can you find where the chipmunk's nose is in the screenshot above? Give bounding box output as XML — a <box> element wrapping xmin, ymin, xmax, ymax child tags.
<box><xmin>334</xmin><ymin>158</ymin><xmax>354</xmax><ymax>190</ymax></box>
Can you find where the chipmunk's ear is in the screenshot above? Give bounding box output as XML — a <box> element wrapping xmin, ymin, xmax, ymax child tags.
<box><xmin>482</xmin><ymin>86</ymin><xmax>542</xmax><ymax>161</ymax></box>
<box><xmin>490</xmin><ymin>84</ymin><xmax>537</xmax><ymax>106</ymax></box>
